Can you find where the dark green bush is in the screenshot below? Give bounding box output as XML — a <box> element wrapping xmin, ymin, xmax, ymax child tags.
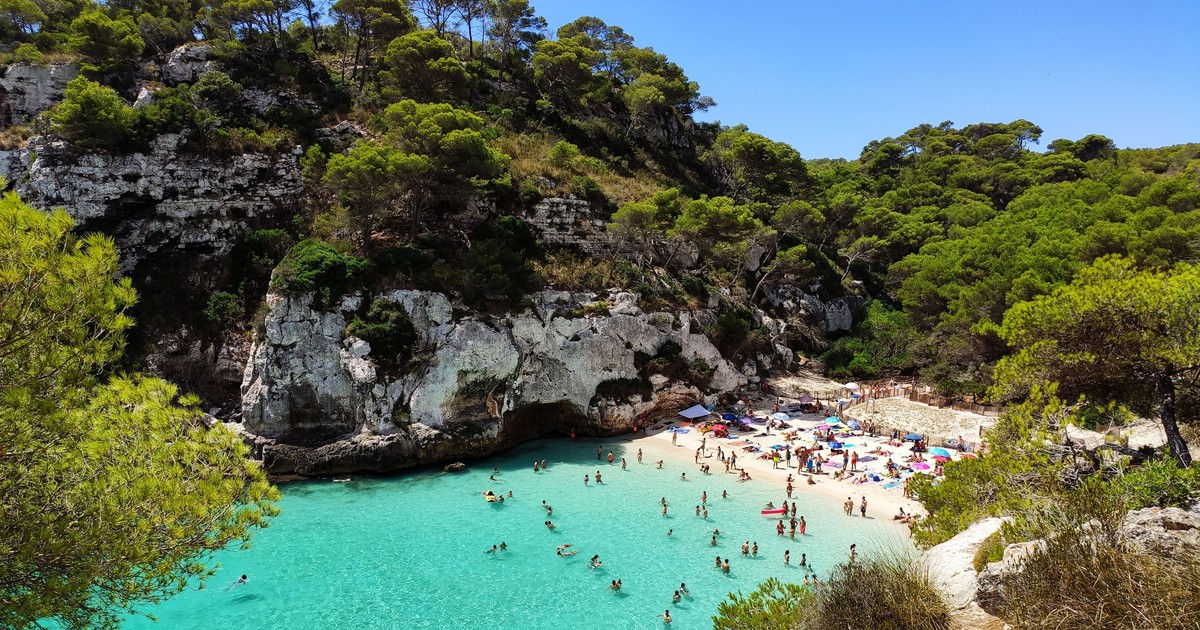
<box><xmin>201</xmin><ymin>291</ymin><xmax>242</xmax><ymax>328</ymax></box>
<box><xmin>345</xmin><ymin>300</ymin><xmax>416</xmax><ymax>368</ymax></box>
<box><xmin>272</xmin><ymin>239</ymin><xmax>370</xmax><ymax>307</ymax></box>
<box><xmin>656</xmin><ymin>339</ymin><xmax>682</xmax><ymax>359</ymax></box>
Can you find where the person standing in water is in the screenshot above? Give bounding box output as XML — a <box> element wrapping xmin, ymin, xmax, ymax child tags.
<box><xmin>584</xmin><ymin>474</ymin><xmax>589</xmax><ymax>486</ymax></box>
<box><xmin>860</xmin><ymin>496</ymin><xmax>868</xmax><ymax>518</ymax></box>
<box><xmin>595</xmin><ymin>470</ymin><xmax>603</xmax><ymax>484</ymax></box>
<box><xmin>597</xmin><ymin>447</ymin><xmax>602</xmax><ymax>460</ymax></box>
<box><xmin>741</xmin><ymin>540</ymin><xmax>749</xmax><ymax>556</ymax></box>
<box><xmin>784</xmin><ymin>550</ymin><xmax>790</xmax><ymax>565</ymax></box>
<box><xmin>621</xmin><ymin>457</ymin><xmax>627</xmax><ymax>470</ymax></box>
<box><xmin>799</xmin><ymin>516</ymin><xmax>806</xmax><ymax>536</ymax></box>
<box><xmin>752</xmin><ymin>541</ymin><xmax>758</xmax><ymax>556</ymax></box>
<box><xmin>849</xmin><ymin>543</ymin><xmax>857</xmax><ymax>562</ymax></box>
<box><xmin>679</xmin><ymin>582</ymin><xmax>689</xmax><ymax>596</ymax></box>
<box><xmin>607</xmin><ymin>451</ymin><xmax>615</xmax><ymax>465</ymax></box>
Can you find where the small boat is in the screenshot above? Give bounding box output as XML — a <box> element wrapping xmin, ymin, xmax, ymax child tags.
<box><xmin>760</xmin><ymin>508</ymin><xmax>787</xmax><ymax>518</ymax></box>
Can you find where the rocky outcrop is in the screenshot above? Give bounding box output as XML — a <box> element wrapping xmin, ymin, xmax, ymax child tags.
<box><xmin>240</xmin><ymin>289</ymin><xmax>749</xmax><ymax>475</ymax></box>
<box><xmin>1118</xmin><ymin>504</ymin><xmax>1200</xmax><ymax>556</ymax></box>
<box><xmin>763</xmin><ymin>285</ymin><xmax>864</xmax><ymax>334</ymax></box>
<box><xmin>0</xmin><ymin>134</ymin><xmax>302</xmax><ymax>271</ymax></box>
<box><xmin>0</xmin><ymin>63</ymin><xmax>79</xmax><ymax>126</ymax></box>
<box><xmin>519</xmin><ymin>197</ymin><xmax>612</xmax><ymax>256</ymax></box>
<box><xmin>917</xmin><ymin>517</ymin><xmax>1008</xmax><ymax>630</ymax></box>
<box><xmin>161</xmin><ymin>44</ymin><xmax>215</xmax><ymax>84</ymax></box>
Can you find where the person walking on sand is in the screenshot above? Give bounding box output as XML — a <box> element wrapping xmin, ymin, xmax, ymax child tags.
<box><xmin>860</xmin><ymin>496</ymin><xmax>867</xmax><ymax>518</ymax></box>
<box><xmin>851</xmin><ymin>450</ymin><xmax>858</xmax><ymax>472</ymax></box>
<box><xmin>844</xmin><ymin>497</ymin><xmax>853</xmax><ymax>516</ymax></box>
<box><xmin>672</xmin><ymin>431</ymin><xmax>677</xmax><ymax>446</ymax></box>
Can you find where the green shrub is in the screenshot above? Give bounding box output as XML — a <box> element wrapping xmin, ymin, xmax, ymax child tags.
<box><xmin>345</xmin><ymin>300</ymin><xmax>416</xmax><ymax>368</ymax></box>
<box><xmin>656</xmin><ymin>339</ymin><xmax>682</xmax><ymax>359</ymax></box>
<box><xmin>272</xmin><ymin>239</ymin><xmax>370</xmax><ymax>308</ymax></box>
<box><xmin>570</xmin><ymin>175</ymin><xmax>604</xmax><ymax>201</ymax></box>
<box><xmin>201</xmin><ymin>291</ymin><xmax>243</xmax><ymax>328</ymax></box>
<box><xmin>804</xmin><ymin>555</ymin><xmax>950</xmax><ymax>629</ymax></box>
<box><xmin>12</xmin><ymin>43</ymin><xmax>43</xmax><ymax>64</ymax></box>
<box><xmin>1117</xmin><ymin>456</ymin><xmax>1200</xmax><ymax>509</ymax></box>
<box><xmin>546</xmin><ymin>140</ymin><xmax>581</xmax><ymax>167</ymax></box>
<box><xmin>50</xmin><ymin>77</ymin><xmax>136</xmax><ymax>150</ymax></box>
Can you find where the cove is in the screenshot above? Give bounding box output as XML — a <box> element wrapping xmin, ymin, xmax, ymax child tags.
<box><xmin>122</xmin><ymin>437</ymin><xmax>911</xmax><ymax>629</ymax></box>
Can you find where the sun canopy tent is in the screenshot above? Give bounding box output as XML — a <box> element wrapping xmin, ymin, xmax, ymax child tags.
<box><xmin>678</xmin><ymin>405</ymin><xmax>712</xmax><ymax>419</ymax></box>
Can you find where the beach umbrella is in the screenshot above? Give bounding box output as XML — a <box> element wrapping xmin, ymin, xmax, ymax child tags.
<box><xmin>929</xmin><ymin>447</ymin><xmax>953</xmax><ymax>458</ymax></box>
<box><xmin>843</xmin><ymin>382</ymin><xmax>860</xmax><ymax>390</ymax></box>
<box><xmin>711</xmin><ymin>424</ymin><xmax>728</xmax><ymax>432</ymax></box>
<box><xmin>931</xmin><ymin>455</ymin><xmax>950</xmax><ymax>463</ymax></box>
<box><xmin>722</xmin><ymin>413</ymin><xmax>737</xmax><ymax>421</ymax></box>
<box><xmin>815</xmin><ymin>424</ymin><xmax>832</xmax><ymax>430</ymax></box>
<box><xmin>837</xmin><ymin>399</ymin><xmax>850</xmax><ymax>406</ymax></box>
<box><xmin>912</xmin><ymin>462</ymin><xmax>931</xmax><ymax>470</ymax></box>
<box><xmin>904</xmin><ymin>433</ymin><xmax>923</xmax><ymax>441</ymax></box>
<box><xmin>747</xmin><ymin>416</ymin><xmax>765</xmax><ymax>424</ymax></box>
<box><xmin>846</xmin><ymin>420</ymin><xmax>862</xmax><ymax>430</ymax></box>
<box><xmin>772</xmin><ymin>412</ymin><xmax>790</xmax><ymax>421</ymax></box>
<box><xmin>798</xmin><ymin>395</ymin><xmax>815</xmax><ymax>403</ymax></box>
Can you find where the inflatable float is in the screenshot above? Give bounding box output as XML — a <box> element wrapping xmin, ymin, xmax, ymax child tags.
<box><xmin>760</xmin><ymin>508</ymin><xmax>787</xmax><ymax>518</ymax></box>
<box><xmin>483</xmin><ymin>491</ymin><xmax>499</xmax><ymax>502</ymax></box>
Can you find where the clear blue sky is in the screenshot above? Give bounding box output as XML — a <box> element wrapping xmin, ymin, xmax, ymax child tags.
<box><xmin>530</xmin><ymin>0</ymin><xmax>1200</xmax><ymax>160</ymax></box>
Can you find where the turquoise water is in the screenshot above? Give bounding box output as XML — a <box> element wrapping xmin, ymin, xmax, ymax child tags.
<box><xmin>123</xmin><ymin>438</ymin><xmax>909</xmax><ymax>629</ymax></box>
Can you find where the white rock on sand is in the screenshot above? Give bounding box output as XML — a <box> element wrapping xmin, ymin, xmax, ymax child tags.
<box><xmin>846</xmin><ymin>397</ymin><xmax>993</xmax><ymax>444</ymax></box>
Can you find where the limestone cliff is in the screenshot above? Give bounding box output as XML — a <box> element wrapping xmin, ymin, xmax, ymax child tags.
<box><xmin>239</xmin><ymin>289</ymin><xmax>750</xmax><ymax>475</ymax></box>
<box><xmin>0</xmin><ymin>134</ymin><xmax>302</xmax><ymax>272</ymax></box>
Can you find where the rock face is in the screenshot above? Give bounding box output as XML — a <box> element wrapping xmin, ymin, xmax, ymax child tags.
<box><xmin>0</xmin><ymin>134</ymin><xmax>302</xmax><ymax>271</ymax></box>
<box><xmin>1118</xmin><ymin>503</ymin><xmax>1200</xmax><ymax>556</ymax></box>
<box><xmin>0</xmin><ymin>63</ymin><xmax>79</xmax><ymax>126</ymax></box>
<box><xmin>240</xmin><ymin>289</ymin><xmax>749</xmax><ymax>475</ymax></box>
<box><xmin>917</xmin><ymin>517</ymin><xmax>1008</xmax><ymax>630</ymax></box>
<box><xmin>161</xmin><ymin>44</ymin><xmax>214</xmax><ymax>84</ymax></box>
<box><xmin>519</xmin><ymin>197</ymin><xmax>612</xmax><ymax>256</ymax></box>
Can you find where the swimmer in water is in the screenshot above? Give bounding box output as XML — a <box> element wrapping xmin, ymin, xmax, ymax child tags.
<box><xmin>584</xmin><ymin>474</ymin><xmax>589</xmax><ymax>485</ymax></box>
<box><xmin>224</xmin><ymin>574</ymin><xmax>248</xmax><ymax>590</ymax></box>
<box><xmin>667</xmin><ymin>529</ymin><xmax>673</xmax><ymax>536</ymax></box>
<box><xmin>541</xmin><ymin>459</ymin><xmax>547</xmax><ymax>470</ymax></box>
<box><xmin>662</xmin><ymin>504</ymin><xmax>668</xmax><ymax>517</ymax></box>
<box><xmin>595</xmin><ymin>470</ymin><xmax>602</xmax><ymax>483</ymax></box>
<box><xmin>722</xmin><ymin>490</ymin><xmax>728</xmax><ymax>499</ymax></box>
<box><xmin>499</xmin><ymin>542</ymin><xmax>507</xmax><ymax>551</ymax></box>
<box><xmin>533</xmin><ymin>460</ymin><xmax>539</xmax><ymax>472</ymax></box>
<box><xmin>710</xmin><ymin>535</ymin><xmax>717</xmax><ymax>546</ymax></box>
<box><xmin>545</xmin><ymin>520</ymin><xmax>556</xmax><ymax>529</ymax></box>
<box><xmin>662</xmin><ymin>609</ymin><xmax>672</xmax><ymax>623</ymax></box>
<box><xmin>715</xmin><ymin>555</ymin><xmax>722</xmax><ymax>568</ymax></box>
<box><xmin>487</xmin><ymin>545</ymin><xmax>498</xmax><ymax>554</ymax></box>
<box><xmin>702</xmin><ymin>507</ymin><xmax>708</xmax><ymax>518</ymax></box>
<box><xmin>679</xmin><ymin>582</ymin><xmax>689</xmax><ymax>595</ymax></box>
<box><xmin>557</xmin><ymin>544</ymin><xmax>578</xmax><ymax>557</ymax></box>
<box><xmin>590</xmin><ymin>555</ymin><xmax>603</xmax><ymax>569</ymax></box>
<box><xmin>752</xmin><ymin>541</ymin><xmax>758</xmax><ymax>556</ymax></box>
<box><xmin>672</xmin><ymin>590</ymin><xmax>681</xmax><ymax>603</ymax></box>
<box><xmin>742</xmin><ymin>540</ymin><xmax>749</xmax><ymax>555</ymax></box>
<box><xmin>680</xmin><ymin>472</ymin><xmax>687</xmax><ymax>481</ymax></box>
<box><xmin>507</xmin><ymin>490</ymin><xmax>513</xmax><ymax>498</ymax></box>
<box><xmin>722</xmin><ymin>559</ymin><xmax>730</xmax><ymax>573</ymax></box>
<box><xmin>661</xmin><ymin>497</ymin><xmax>668</xmax><ymax>507</ymax></box>
<box><xmin>695</xmin><ymin>505</ymin><xmax>700</xmax><ymax>516</ymax></box>
<box><xmin>657</xmin><ymin>460</ymin><xmax>664</xmax><ymax>469</ymax></box>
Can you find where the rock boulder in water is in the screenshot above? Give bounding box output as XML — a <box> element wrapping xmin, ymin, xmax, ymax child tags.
<box><xmin>445</xmin><ymin>462</ymin><xmax>467</xmax><ymax>473</ymax></box>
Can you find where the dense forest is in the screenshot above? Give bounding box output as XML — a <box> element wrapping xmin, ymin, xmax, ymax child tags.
<box><xmin>6</xmin><ymin>0</ymin><xmax>1199</xmax><ymax>404</ymax></box>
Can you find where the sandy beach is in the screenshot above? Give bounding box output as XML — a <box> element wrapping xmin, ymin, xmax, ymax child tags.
<box><xmin>632</xmin><ymin>416</ymin><xmax>924</xmax><ymax>526</ymax></box>
<box><xmin>625</xmin><ymin>371</ymin><xmax>995</xmax><ymax>529</ymax></box>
